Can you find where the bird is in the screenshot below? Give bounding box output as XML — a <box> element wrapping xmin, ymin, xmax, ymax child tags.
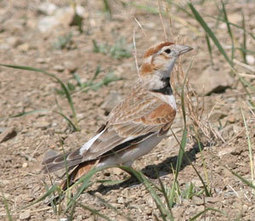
<box><xmin>42</xmin><ymin>41</ymin><xmax>193</xmax><ymax>190</ymax></box>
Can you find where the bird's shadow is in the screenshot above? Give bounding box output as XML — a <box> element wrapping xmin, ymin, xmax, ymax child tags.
<box><xmin>89</xmin><ymin>142</ymin><xmax>203</xmax><ymax>195</ymax></box>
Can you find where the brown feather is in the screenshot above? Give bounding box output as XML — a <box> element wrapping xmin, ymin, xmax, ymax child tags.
<box><xmin>143</xmin><ymin>42</ymin><xmax>174</xmax><ymax>58</ymax></box>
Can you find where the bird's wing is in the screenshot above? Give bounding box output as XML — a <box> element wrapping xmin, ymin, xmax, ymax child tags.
<box><xmin>80</xmin><ymin>86</ymin><xmax>176</xmax><ymax>161</ymax></box>
<box><xmin>42</xmin><ymin>86</ymin><xmax>176</xmax><ymax>173</ymax></box>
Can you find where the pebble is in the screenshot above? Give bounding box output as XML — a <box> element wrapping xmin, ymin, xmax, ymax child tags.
<box><xmin>191</xmin><ymin>179</ymin><xmax>203</xmax><ymax>187</ymax></box>
<box><xmin>17</xmin><ymin>43</ymin><xmax>30</xmax><ymax>52</ymax></box>
<box><xmin>19</xmin><ymin>210</ymin><xmax>31</xmax><ymax>220</ymax></box>
<box><xmin>53</xmin><ymin>65</ymin><xmax>65</xmax><ymax>72</ymax></box>
<box><xmin>38</xmin><ymin>2</ymin><xmax>57</xmax><ymax>15</ymax></box>
<box><xmin>112</xmin><ymin>167</ymin><xmax>123</xmax><ymax>175</ymax></box>
<box><xmin>34</xmin><ymin>120</ymin><xmax>51</xmax><ymax>129</ymax></box>
<box><xmin>193</xmin><ymin>66</ymin><xmax>233</xmax><ymax>95</ymax></box>
<box><xmin>246</xmin><ymin>55</ymin><xmax>255</xmax><ymax>65</ymax></box>
<box><xmin>36</xmin><ymin>58</ymin><xmax>50</xmax><ymax>64</ymax></box>
<box><xmin>64</xmin><ymin>61</ymin><xmax>78</xmax><ymax>73</ymax></box>
<box><xmin>0</xmin><ymin>127</ymin><xmax>17</xmax><ymax>143</ymax></box>
<box><xmin>6</xmin><ymin>36</ymin><xmax>21</xmax><ymax>48</ymax></box>
<box><xmin>101</xmin><ymin>91</ymin><xmax>122</xmax><ymax>114</ymax></box>
<box><xmin>22</xmin><ymin>162</ymin><xmax>28</xmax><ymax>168</ymax></box>
<box><xmin>227</xmin><ymin>114</ymin><xmax>236</xmax><ymax>123</ymax></box>
<box><xmin>192</xmin><ymin>196</ymin><xmax>204</xmax><ymax>205</ymax></box>
<box><xmin>218</xmin><ymin>146</ymin><xmax>236</xmax><ymax>157</ymax></box>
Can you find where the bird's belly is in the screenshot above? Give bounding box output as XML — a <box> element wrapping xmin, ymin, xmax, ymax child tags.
<box><xmin>97</xmin><ymin>134</ymin><xmax>164</xmax><ymax>168</ymax></box>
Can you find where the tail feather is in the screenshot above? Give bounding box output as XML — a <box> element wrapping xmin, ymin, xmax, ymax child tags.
<box><xmin>60</xmin><ymin>160</ymin><xmax>96</xmax><ymax>190</ymax></box>
<box><xmin>42</xmin><ymin>149</ymin><xmax>83</xmax><ymax>173</ymax></box>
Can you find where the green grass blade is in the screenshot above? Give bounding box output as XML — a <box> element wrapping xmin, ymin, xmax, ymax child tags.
<box><xmin>241</xmin><ymin>11</ymin><xmax>247</xmax><ymax>64</ymax></box>
<box><xmin>205</xmin><ymin>34</ymin><xmax>213</xmax><ymax>65</ymax></box>
<box><xmin>69</xmin><ymin>197</ymin><xmax>114</xmax><ymax>221</ymax></box>
<box><xmin>22</xmin><ymin>185</ymin><xmax>59</xmax><ymax>209</ymax></box>
<box><xmin>0</xmin><ymin>64</ymin><xmax>78</xmax><ymax>129</ymax></box>
<box><xmin>64</xmin><ymin>167</ymin><xmax>103</xmax><ymax>213</ymax></box>
<box><xmin>1</xmin><ymin>190</ymin><xmax>13</xmax><ymax>221</ymax></box>
<box><xmin>208</xmin><ymin>15</ymin><xmax>255</xmax><ymax>40</ymax></box>
<box><xmin>241</xmin><ymin>108</ymin><xmax>254</xmax><ymax>181</ymax></box>
<box><xmin>190</xmin><ymin>207</ymin><xmax>224</xmax><ymax>221</ymax></box>
<box><xmin>188</xmin><ymin>3</ymin><xmax>233</xmax><ymax>67</ymax></box>
<box><xmin>221</xmin><ymin>0</ymin><xmax>235</xmax><ymax>61</ymax></box>
<box><xmin>0</xmin><ymin>109</ymin><xmax>49</xmax><ymax>120</ymax></box>
<box><xmin>119</xmin><ymin>166</ymin><xmax>173</xmax><ymax>221</ymax></box>
<box><xmin>226</xmin><ymin>167</ymin><xmax>255</xmax><ymax>190</ymax></box>
<box><xmin>54</xmin><ymin>111</ymin><xmax>79</xmax><ymax>132</ymax></box>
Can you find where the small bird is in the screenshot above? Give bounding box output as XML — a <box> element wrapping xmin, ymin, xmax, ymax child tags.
<box><xmin>42</xmin><ymin>42</ymin><xmax>192</xmax><ymax>190</ymax></box>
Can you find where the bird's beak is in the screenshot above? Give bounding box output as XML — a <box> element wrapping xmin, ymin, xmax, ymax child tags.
<box><xmin>176</xmin><ymin>45</ymin><xmax>193</xmax><ymax>56</ymax></box>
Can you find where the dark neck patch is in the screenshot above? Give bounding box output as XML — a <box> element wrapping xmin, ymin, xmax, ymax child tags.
<box><xmin>151</xmin><ymin>77</ymin><xmax>173</xmax><ymax>95</ymax></box>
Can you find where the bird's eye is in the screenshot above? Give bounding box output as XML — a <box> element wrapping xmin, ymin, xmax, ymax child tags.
<box><xmin>164</xmin><ymin>48</ymin><xmax>171</xmax><ymax>54</ymax></box>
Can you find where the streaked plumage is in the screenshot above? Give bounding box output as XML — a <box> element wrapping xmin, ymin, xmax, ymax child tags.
<box><xmin>42</xmin><ymin>42</ymin><xmax>192</xmax><ymax>189</ymax></box>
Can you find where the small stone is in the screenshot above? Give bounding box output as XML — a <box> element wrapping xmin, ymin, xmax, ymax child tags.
<box><xmin>227</xmin><ymin>114</ymin><xmax>236</xmax><ymax>123</ymax></box>
<box><xmin>193</xmin><ymin>66</ymin><xmax>233</xmax><ymax>95</ymax></box>
<box><xmin>112</xmin><ymin>168</ymin><xmax>123</xmax><ymax>175</ymax></box>
<box><xmin>38</xmin><ymin>2</ymin><xmax>57</xmax><ymax>15</ymax></box>
<box><xmin>17</xmin><ymin>43</ymin><xmax>30</xmax><ymax>52</ymax></box>
<box><xmin>38</xmin><ymin>16</ymin><xmax>60</xmax><ymax>33</ymax></box>
<box><xmin>64</xmin><ymin>61</ymin><xmax>78</xmax><ymax>73</ymax></box>
<box><xmin>191</xmin><ymin>179</ymin><xmax>203</xmax><ymax>187</ymax></box>
<box><xmin>0</xmin><ymin>127</ymin><xmax>17</xmax><ymax>143</ymax></box>
<box><xmin>36</xmin><ymin>58</ymin><xmax>50</xmax><ymax>64</ymax></box>
<box><xmin>53</xmin><ymin>65</ymin><xmax>65</xmax><ymax>72</ymax></box>
<box><xmin>243</xmin><ymin>204</ymin><xmax>248</xmax><ymax>213</ymax></box>
<box><xmin>117</xmin><ymin>196</ymin><xmax>125</xmax><ymax>204</ymax></box>
<box><xmin>246</xmin><ymin>55</ymin><xmax>255</xmax><ymax>65</ymax></box>
<box><xmin>101</xmin><ymin>91</ymin><xmax>122</xmax><ymax>114</ymax></box>
<box><xmin>19</xmin><ymin>210</ymin><xmax>31</xmax><ymax>220</ymax></box>
<box><xmin>192</xmin><ymin>196</ymin><xmax>203</xmax><ymax>205</ymax></box>
<box><xmin>22</xmin><ymin>162</ymin><xmax>28</xmax><ymax>168</ymax></box>
<box><xmin>205</xmin><ymin>197</ymin><xmax>220</xmax><ymax>203</ymax></box>
<box><xmin>34</xmin><ymin>120</ymin><xmax>51</xmax><ymax>129</ymax></box>
<box><xmin>218</xmin><ymin>146</ymin><xmax>235</xmax><ymax>157</ymax></box>
<box><xmin>6</xmin><ymin>36</ymin><xmax>21</xmax><ymax>48</ymax></box>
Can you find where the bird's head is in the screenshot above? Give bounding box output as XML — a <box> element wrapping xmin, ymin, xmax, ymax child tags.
<box><xmin>140</xmin><ymin>42</ymin><xmax>193</xmax><ymax>79</ymax></box>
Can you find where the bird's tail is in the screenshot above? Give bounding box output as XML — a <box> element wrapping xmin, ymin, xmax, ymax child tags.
<box><xmin>42</xmin><ymin>150</ymin><xmax>97</xmax><ymax>204</ymax></box>
<box><xmin>42</xmin><ymin>149</ymin><xmax>97</xmax><ymax>190</ymax></box>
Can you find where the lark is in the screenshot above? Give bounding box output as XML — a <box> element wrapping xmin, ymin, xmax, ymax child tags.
<box><xmin>42</xmin><ymin>42</ymin><xmax>193</xmax><ymax>189</ymax></box>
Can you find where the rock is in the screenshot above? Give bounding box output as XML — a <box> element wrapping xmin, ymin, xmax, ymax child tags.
<box><xmin>227</xmin><ymin>114</ymin><xmax>236</xmax><ymax>123</ymax></box>
<box><xmin>112</xmin><ymin>167</ymin><xmax>123</xmax><ymax>175</ymax></box>
<box><xmin>34</xmin><ymin>120</ymin><xmax>51</xmax><ymax>129</ymax></box>
<box><xmin>36</xmin><ymin>58</ymin><xmax>50</xmax><ymax>64</ymax></box>
<box><xmin>101</xmin><ymin>91</ymin><xmax>122</xmax><ymax>114</ymax></box>
<box><xmin>218</xmin><ymin>146</ymin><xmax>236</xmax><ymax>157</ymax></box>
<box><xmin>193</xmin><ymin>66</ymin><xmax>234</xmax><ymax>95</ymax></box>
<box><xmin>192</xmin><ymin>196</ymin><xmax>203</xmax><ymax>205</ymax></box>
<box><xmin>38</xmin><ymin>2</ymin><xmax>57</xmax><ymax>15</ymax></box>
<box><xmin>6</xmin><ymin>36</ymin><xmax>21</xmax><ymax>48</ymax></box>
<box><xmin>246</xmin><ymin>55</ymin><xmax>255</xmax><ymax>65</ymax></box>
<box><xmin>191</xmin><ymin>179</ymin><xmax>203</xmax><ymax>187</ymax></box>
<box><xmin>53</xmin><ymin>65</ymin><xmax>65</xmax><ymax>72</ymax></box>
<box><xmin>17</xmin><ymin>43</ymin><xmax>30</xmax><ymax>52</ymax></box>
<box><xmin>37</xmin><ymin>16</ymin><xmax>60</xmax><ymax>33</ymax></box>
<box><xmin>19</xmin><ymin>210</ymin><xmax>31</xmax><ymax>220</ymax></box>
<box><xmin>64</xmin><ymin>61</ymin><xmax>78</xmax><ymax>73</ymax></box>
<box><xmin>0</xmin><ymin>127</ymin><xmax>17</xmax><ymax>143</ymax></box>
<box><xmin>22</xmin><ymin>162</ymin><xmax>28</xmax><ymax>168</ymax></box>
<box><xmin>37</xmin><ymin>5</ymin><xmax>85</xmax><ymax>33</ymax></box>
